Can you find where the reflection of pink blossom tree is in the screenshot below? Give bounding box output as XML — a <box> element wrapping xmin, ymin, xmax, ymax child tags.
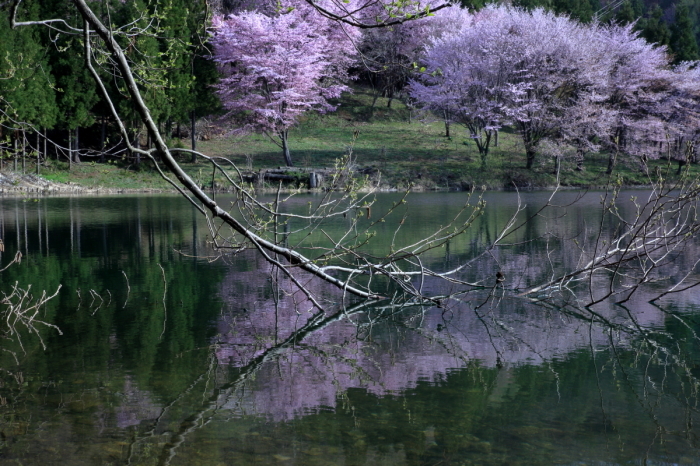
<box><xmin>211</xmin><ymin>3</ymin><xmax>356</xmax><ymax>167</ymax></box>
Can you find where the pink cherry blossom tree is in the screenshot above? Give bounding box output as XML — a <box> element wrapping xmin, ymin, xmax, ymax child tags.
<box><xmin>211</xmin><ymin>1</ymin><xmax>356</xmax><ymax>167</ymax></box>
<box><xmin>595</xmin><ymin>23</ymin><xmax>672</xmax><ymax>174</ymax></box>
<box><xmin>410</xmin><ymin>7</ymin><xmax>515</xmax><ymax>165</ymax></box>
<box><xmin>411</xmin><ymin>6</ymin><xmax>700</xmax><ymax>172</ymax></box>
<box><xmin>411</xmin><ymin>6</ymin><xmax>615</xmax><ymax>169</ymax></box>
<box><xmin>358</xmin><ymin>5</ymin><xmax>468</xmax><ymax>112</ymax></box>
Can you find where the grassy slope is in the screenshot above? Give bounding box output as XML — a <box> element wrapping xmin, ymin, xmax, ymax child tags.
<box><xmin>38</xmin><ymin>87</ymin><xmax>700</xmax><ymax>191</ymax></box>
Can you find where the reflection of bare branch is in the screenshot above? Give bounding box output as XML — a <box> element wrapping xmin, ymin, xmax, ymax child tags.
<box><xmin>89</xmin><ymin>289</ymin><xmax>105</xmax><ymax>315</ymax></box>
<box><xmin>158</xmin><ymin>263</ymin><xmax>167</xmax><ymax>340</ymax></box>
<box><xmin>121</xmin><ymin>270</ymin><xmax>130</xmax><ymax>308</ymax></box>
<box><xmin>0</xmin><ymin>251</ymin><xmax>22</xmax><ymax>273</ymax></box>
<box><xmin>1</xmin><ymin>282</ymin><xmax>62</xmax><ymax>351</ymax></box>
<box><xmin>517</xmin><ymin>177</ymin><xmax>700</xmax><ymax>307</ymax></box>
<box><xmin>153</xmin><ymin>299</ymin><xmax>423</xmax><ymax>465</ymax></box>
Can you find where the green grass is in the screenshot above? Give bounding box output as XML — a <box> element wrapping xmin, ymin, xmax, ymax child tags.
<box><xmin>21</xmin><ymin>86</ymin><xmax>700</xmax><ymax>191</ymax></box>
<box><xmin>40</xmin><ymin>160</ymin><xmax>174</xmax><ymax>191</ymax></box>
<box><xmin>195</xmin><ymin>87</ymin><xmax>700</xmax><ymax>190</ymax></box>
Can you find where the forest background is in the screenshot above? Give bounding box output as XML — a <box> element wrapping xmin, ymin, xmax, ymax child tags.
<box><xmin>2</xmin><ymin>0</ymin><xmax>700</xmax><ymax>191</ymax></box>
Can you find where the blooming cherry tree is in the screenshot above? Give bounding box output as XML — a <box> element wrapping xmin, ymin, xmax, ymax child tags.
<box><xmin>212</xmin><ymin>2</ymin><xmax>356</xmax><ymax>166</ymax></box>
<box><xmin>358</xmin><ymin>5</ymin><xmax>468</xmax><ymax>111</ymax></box>
<box><xmin>411</xmin><ymin>6</ymin><xmax>615</xmax><ymax>169</ymax></box>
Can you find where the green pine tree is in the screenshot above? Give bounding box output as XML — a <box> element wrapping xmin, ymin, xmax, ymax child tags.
<box><xmin>671</xmin><ymin>4</ymin><xmax>700</xmax><ymax>62</ymax></box>
<box><xmin>616</xmin><ymin>0</ymin><xmax>637</xmax><ymax>24</ymax></box>
<box><xmin>0</xmin><ymin>1</ymin><xmax>58</xmax><ymax>131</ymax></box>
<box><xmin>641</xmin><ymin>5</ymin><xmax>671</xmax><ymax>47</ymax></box>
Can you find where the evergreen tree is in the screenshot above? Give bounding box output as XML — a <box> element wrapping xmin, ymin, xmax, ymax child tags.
<box><xmin>551</xmin><ymin>0</ymin><xmax>598</xmax><ymax>23</ymax></box>
<box><xmin>160</xmin><ymin>0</ymin><xmax>220</xmax><ymax>139</ymax></box>
<box><xmin>616</xmin><ymin>0</ymin><xmax>637</xmax><ymax>24</ymax></box>
<box><xmin>39</xmin><ymin>0</ymin><xmax>98</xmax><ymax>162</ymax></box>
<box><xmin>641</xmin><ymin>5</ymin><xmax>671</xmax><ymax>46</ymax></box>
<box><xmin>671</xmin><ymin>4</ymin><xmax>699</xmax><ymax>62</ymax></box>
<box><xmin>631</xmin><ymin>0</ymin><xmax>645</xmax><ymax>18</ymax></box>
<box><xmin>0</xmin><ymin>0</ymin><xmax>57</xmax><ymax>162</ymax></box>
<box><xmin>514</xmin><ymin>0</ymin><xmax>550</xmax><ymax>9</ymax></box>
<box><xmin>160</xmin><ymin>0</ymin><xmax>197</xmax><ymax>127</ymax></box>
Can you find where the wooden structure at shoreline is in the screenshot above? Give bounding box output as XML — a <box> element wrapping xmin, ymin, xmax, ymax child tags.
<box><xmin>241</xmin><ymin>167</ymin><xmax>333</xmax><ymax>188</ymax></box>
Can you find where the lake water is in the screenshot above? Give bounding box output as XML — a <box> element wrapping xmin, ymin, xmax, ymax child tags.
<box><xmin>0</xmin><ymin>191</ymin><xmax>698</xmax><ymax>465</ymax></box>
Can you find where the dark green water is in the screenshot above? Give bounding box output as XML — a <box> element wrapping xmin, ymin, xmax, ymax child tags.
<box><xmin>0</xmin><ymin>192</ymin><xmax>698</xmax><ymax>465</ymax></box>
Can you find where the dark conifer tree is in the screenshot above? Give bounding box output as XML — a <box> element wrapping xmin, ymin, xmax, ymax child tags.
<box><xmin>641</xmin><ymin>5</ymin><xmax>671</xmax><ymax>46</ymax></box>
<box><xmin>0</xmin><ymin>0</ymin><xmax>57</xmax><ymax>163</ymax></box>
<box><xmin>616</xmin><ymin>0</ymin><xmax>637</xmax><ymax>24</ymax></box>
<box><xmin>671</xmin><ymin>4</ymin><xmax>699</xmax><ymax>62</ymax></box>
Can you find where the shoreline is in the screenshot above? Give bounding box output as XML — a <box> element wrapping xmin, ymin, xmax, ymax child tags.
<box><xmin>0</xmin><ymin>171</ymin><xmax>647</xmax><ymax>197</ymax></box>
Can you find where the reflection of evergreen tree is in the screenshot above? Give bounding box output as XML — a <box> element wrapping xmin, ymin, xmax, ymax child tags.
<box><xmin>0</xmin><ymin>197</ymin><xmax>226</xmax><ymax>405</ymax></box>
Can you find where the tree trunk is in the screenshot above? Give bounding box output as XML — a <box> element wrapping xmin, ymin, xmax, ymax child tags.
<box><xmin>678</xmin><ymin>159</ymin><xmax>686</xmax><ymax>175</ymax></box>
<box><xmin>36</xmin><ymin>131</ymin><xmax>40</xmax><ymax>175</ymax></box>
<box><xmin>21</xmin><ymin>130</ymin><xmax>26</xmax><ymax>174</ymax></box>
<box><xmin>575</xmin><ymin>148</ymin><xmax>584</xmax><ymax>171</ymax></box>
<box><xmin>133</xmin><ymin>126</ymin><xmax>140</xmax><ymax>166</ymax></box>
<box><xmin>494</xmin><ymin>130</ymin><xmax>499</xmax><ymax>147</ymax></box>
<box><xmin>191</xmin><ymin>110</ymin><xmax>197</xmax><ymax>163</ymax></box>
<box><xmin>100</xmin><ymin>118</ymin><xmax>106</xmax><ymax>163</ymax></box>
<box><xmin>525</xmin><ymin>147</ymin><xmax>536</xmax><ymax>169</ymax></box>
<box><xmin>606</xmin><ymin>150</ymin><xmax>617</xmax><ymax>175</ymax></box>
<box><xmin>281</xmin><ymin>130</ymin><xmax>293</xmax><ymax>167</ymax></box>
<box><xmin>68</xmin><ymin>129</ymin><xmax>72</xmax><ymax>171</ymax></box>
<box><xmin>73</xmin><ymin>127</ymin><xmax>81</xmax><ymax>163</ymax></box>
<box><xmin>13</xmin><ymin>134</ymin><xmax>17</xmax><ymax>171</ymax></box>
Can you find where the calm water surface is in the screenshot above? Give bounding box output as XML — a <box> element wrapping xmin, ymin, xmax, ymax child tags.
<box><xmin>0</xmin><ymin>191</ymin><xmax>698</xmax><ymax>465</ymax></box>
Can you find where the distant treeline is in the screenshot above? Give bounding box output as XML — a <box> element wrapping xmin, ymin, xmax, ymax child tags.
<box><xmin>0</xmin><ymin>0</ymin><xmax>219</xmax><ymax>170</ymax></box>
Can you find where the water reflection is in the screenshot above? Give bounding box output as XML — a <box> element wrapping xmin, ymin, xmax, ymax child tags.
<box><xmin>0</xmin><ymin>193</ymin><xmax>698</xmax><ymax>465</ymax></box>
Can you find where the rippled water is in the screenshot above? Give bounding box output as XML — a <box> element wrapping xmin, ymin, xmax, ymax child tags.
<box><xmin>0</xmin><ymin>191</ymin><xmax>698</xmax><ymax>465</ymax></box>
